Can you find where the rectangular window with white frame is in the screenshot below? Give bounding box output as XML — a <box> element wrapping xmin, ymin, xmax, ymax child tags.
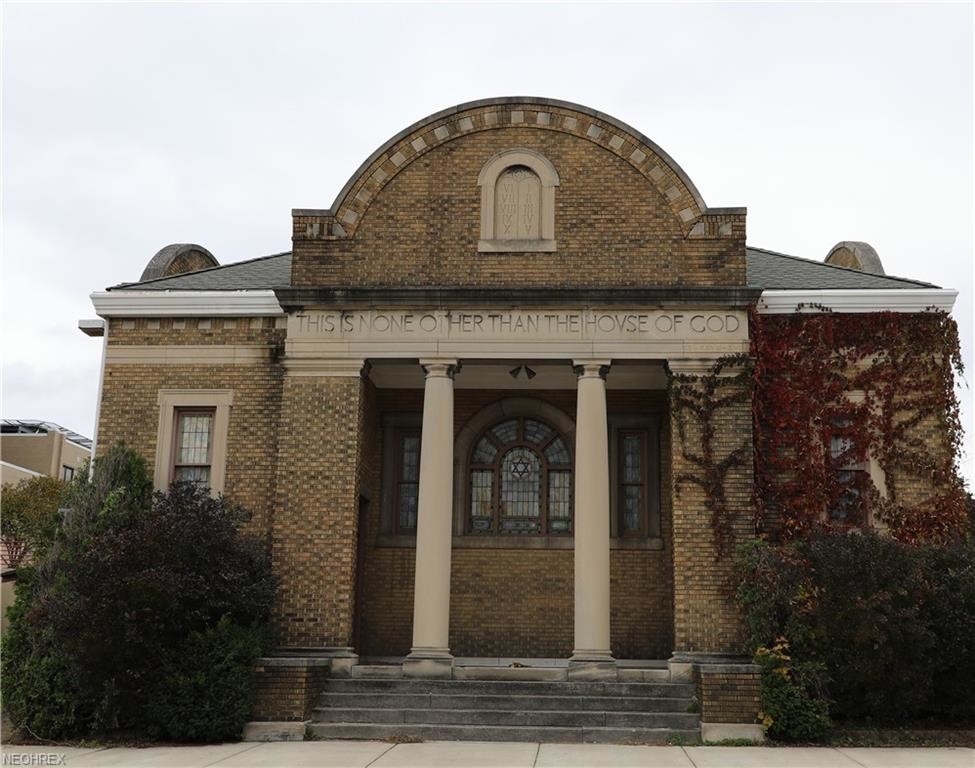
<box><xmin>154</xmin><ymin>390</ymin><xmax>233</xmax><ymax>496</ymax></box>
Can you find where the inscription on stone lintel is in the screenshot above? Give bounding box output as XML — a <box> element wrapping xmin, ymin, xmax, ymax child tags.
<box><xmin>294</xmin><ymin>310</ymin><xmax>745</xmax><ymax>340</ymax></box>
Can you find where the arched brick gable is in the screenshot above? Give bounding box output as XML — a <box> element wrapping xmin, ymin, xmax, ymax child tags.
<box><xmin>326</xmin><ymin>98</ymin><xmax>708</xmax><ymax>238</ymax></box>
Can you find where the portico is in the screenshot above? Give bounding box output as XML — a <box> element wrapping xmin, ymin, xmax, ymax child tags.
<box><xmin>273</xmin><ymin>292</ymin><xmax>754</xmax><ymax>677</ymax></box>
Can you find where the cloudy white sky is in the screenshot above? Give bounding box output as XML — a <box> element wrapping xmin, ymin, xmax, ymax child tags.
<box><xmin>2</xmin><ymin>2</ymin><xmax>972</xmax><ymax>483</ymax></box>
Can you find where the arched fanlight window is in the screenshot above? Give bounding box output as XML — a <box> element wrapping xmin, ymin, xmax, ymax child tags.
<box><xmin>468</xmin><ymin>416</ymin><xmax>572</xmax><ymax>534</ymax></box>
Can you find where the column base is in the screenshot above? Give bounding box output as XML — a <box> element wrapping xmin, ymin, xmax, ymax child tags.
<box><xmin>568</xmin><ymin>651</ymin><xmax>617</xmax><ymax>681</ymax></box>
<box><xmin>403</xmin><ymin>648</ymin><xmax>454</xmax><ymax>679</ymax></box>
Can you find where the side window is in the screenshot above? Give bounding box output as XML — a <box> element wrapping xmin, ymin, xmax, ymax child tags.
<box><xmin>609</xmin><ymin>417</ymin><xmax>661</xmax><ymax>540</ymax></box>
<box><xmin>395</xmin><ymin>429</ymin><xmax>421</xmax><ymax>533</ymax></box>
<box><xmin>380</xmin><ymin>413</ymin><xmax>422</xmax><ymax>536</ymax></box>
<box><xmin>154</xmin><ymin>390</ymin><xmax>233</xmax><ymax>496</ymax></box>
<box><xmin>827</xmin><ymin>417</ymin><xmax>869</xmax><ymax>524</ymax></box>
<box><xmin>618</xmin><ymin>430</ymin><xmax>649</xmax><ymax>536</ymax></box>
<box><xmin>172</xmin><ymin>408</ymin><xmax>216</xmax><ymax>490</ymax></box>
<box><xmin>826</xmin><ymin>391</ymin><xmax>887</xmax><ymax>527</ymax></box>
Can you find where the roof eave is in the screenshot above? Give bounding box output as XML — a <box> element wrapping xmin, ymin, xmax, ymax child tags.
<box><xmin>90</xmin><ymin>290</ymin><xmax>285</xmax><ymax>318</ymax></box>
<box><xmin>757</xmin><ymin>288</ymin><xmax>958</xmax><ymax>314</ymax></box>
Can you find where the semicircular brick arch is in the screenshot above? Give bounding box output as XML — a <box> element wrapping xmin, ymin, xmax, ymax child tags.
<box><xmin>329</xmin><ymin>97</ymin><xmax>708</xmax><ymax>237</ymax></box>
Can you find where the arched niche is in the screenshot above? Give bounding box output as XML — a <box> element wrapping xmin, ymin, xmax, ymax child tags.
<box><xmin>477</xmin><ymin>149</ymin><xmax>560</xmax><ymax>252</ymax></box>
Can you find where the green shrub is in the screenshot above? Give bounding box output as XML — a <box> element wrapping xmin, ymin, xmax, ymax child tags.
<box><xmin>0</xmin><ymin>590</ymin><xmax>82</xmax><ymax>739</ymax></box>
<box><xmin>754</xmin><ymin>640</ymin><xmax>831</xmax><ymax>742</ymax></box>
<box><xmin>917</xmin><ymin>541</ymin><xmax>975</xmax><ymax>718</ymax></box>
<box><xmin>734</xmin><ymin>539</ymin><xmax>820</xmax><ymax>657</ymax></box>
<box><xmin>145</xmin><ymin>616</ymin><xmax>264</xmax><ymax>741</ymax></box>
<box><xmin>805</xmin><ymin>532</ymin><xmax>936</xmax><ymax>721</ymax></box>
<box><xmin>735</xmin><ymin>532</ymin><xmax>975</xmax><ymax>731</ymax></box>
<box><xmin>1</xmin><ymin>444</ymin><xmax>275</xmax><ymax>741</ymax></box>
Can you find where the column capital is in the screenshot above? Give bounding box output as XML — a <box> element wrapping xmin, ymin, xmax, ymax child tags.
<box><xmin>419</xmin><ymin>358</ymin><xmax>460</xmax><ymax>379</ymax></box>
<box><xmin>572</xmin><ymin>359</ymin><xmax>611</xmax><ymax>379</ymax></box>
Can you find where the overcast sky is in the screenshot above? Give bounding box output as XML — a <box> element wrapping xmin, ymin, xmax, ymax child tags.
<box><xmin>2</xmin><ymin>2</ymin><xmax>972</xmax><ymax>483</ymax></box>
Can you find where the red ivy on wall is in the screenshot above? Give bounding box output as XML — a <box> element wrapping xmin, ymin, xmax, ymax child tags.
<box><xmin>750</xmin><ymin>307</ymin><xmax>967</xmax><ymax>546</ymax></box>
<box><xmin>670</xmin><ymin>355</ymin><xmax>754</xmax><ymax>558</ymax></box>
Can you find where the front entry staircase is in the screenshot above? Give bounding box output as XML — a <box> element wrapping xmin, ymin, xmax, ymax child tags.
<box><xmin>308</xmin><ymin>663</ymin><xmax>700</xmax><ymax>743</ymax></box>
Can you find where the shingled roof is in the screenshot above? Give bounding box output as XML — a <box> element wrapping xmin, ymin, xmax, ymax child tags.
<box><xmin>745</xmin><ymin>246</ymin><xmax>936</xmax><ymax>290</ymax></box>
<box><xmin>109</xmin><ymin>251</ymin><xmax>293</xmax><ymax>292</ymax></box>
<box><xmin>108</xmin><ymin>247</ymin><xmax>936</xmax><ymax>292</ymax></box>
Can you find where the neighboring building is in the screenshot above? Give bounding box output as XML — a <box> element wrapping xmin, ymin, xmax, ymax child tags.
<box><xmin>81</xmin><ymin>98</ymin><xmax>960</xmax><ymax>741</ymax></box>
<box><xmin>1</xmin><ymin>420</ymin><xmax>92</xmax><ymax>486</ymax></box>
<box><xmin>1</xmin><ymin>421</ymin><xmax>92</xmax><ymax>633</ymax></box>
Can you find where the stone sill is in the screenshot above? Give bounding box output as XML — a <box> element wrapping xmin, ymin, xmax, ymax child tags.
<box><xmin>478</xmin><ymin>239</ymin><xmax>557</xmax><ymax>253</ymax></box>
<box><xmin>375</xmin><ymin>534</ymin><xmax>665</xmax><ymax>551</ymax></box>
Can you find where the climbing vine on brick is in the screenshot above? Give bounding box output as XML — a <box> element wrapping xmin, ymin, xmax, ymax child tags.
<box><xmin>750</xmin><ymin>307</ymin><xmax>967</xmax><ymax>545</ymax></box>
<box><xmin>670</xmin><ymin>354</ymin><xmax>754</xmax><ymax>558</ymax></box>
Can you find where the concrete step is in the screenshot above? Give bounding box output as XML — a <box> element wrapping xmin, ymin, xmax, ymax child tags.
<box><xmin>312</xmin><ymin>707</ymin><xmax>699</xmax><ymax>729</ymax></box>
<box><xmin>618</xmin><ymin>668</ymin><xmax>672</xmax><ymax>683</ymax></box>
<box><xmin>317</xmin><ymin>692</ymin><xmax>693</xmax><ymax>712</ymax></box>
<box><xmin>453</xmin><ymin>665</ymin><xmax>566</xmax><ymax>681</ymax></box>
<box><xmin>350</xmin><ymin>664</ymin><xmax>403</xmax><ymax>679</ymax></box>
<box><xmin>306</xmin><ymin>722</ymin><xmax>701</xmax><ymax>744</ymax></box>
<box><xmin>323</xmin><ymin>678</ymin><xmax>695</xmax><ymax>698</ymax></box>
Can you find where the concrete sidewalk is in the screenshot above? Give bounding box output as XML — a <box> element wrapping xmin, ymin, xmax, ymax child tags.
<box><xmin>2</xmin><ymin>741</ymin><xmax>972</xmax><ymax>768</ymax></box>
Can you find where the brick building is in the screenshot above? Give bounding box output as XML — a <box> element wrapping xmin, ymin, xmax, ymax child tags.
<box><xmin>84</xmin><ymin>98</ymin><xmax>958</xmax><ymax>742</ymax></box>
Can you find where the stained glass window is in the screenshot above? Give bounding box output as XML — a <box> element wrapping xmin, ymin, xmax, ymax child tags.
<box><xmin>524</xmin><ymin>419</ymin><xmax>554</xmax><ymax>445</ymax></box>
<box><xmin>472</xmin><ymin>437</ymin><xmax>498</xmax><ymax>464</ymax></box>
<box><xmin>173</xmin><ymin>410</ymin><xmax>214</xmax><ymax>489</ymax></box>
<box><xmin>500</xmin><ymin>447</ymin><xmax>541</xmax><ymax>531</ymax></box>
<box><xmin>619</xmin><ymin>431</ymin><xmax>646</xmax><ymax>535</ymax></box>
<box><xmin>468</xmin><ymin>416</ymin><xmax>572</xmax><ymax>535</ymax></box>
<box><xmin>544</xmin><ymin>437</ymin><xmax>570</xmax><ymax>466</ymax></box>
<box><xmin>397</xmin><ymin>431</ymin><xmax>420</xmax><ymax>531</ymax></box>
<box><xmin>491</xmin><ymin>419</ymin><xmax>519</xmax><ymax>444</ymax></box>
<box><xmin>470</xmin><ymin>470</ymin><xmax>494</xmax><ymax>532</ymax></box>
<box><xmin>548</xmin><ymin>471</ymin><xmax>572</xmax><ymax>532</ymax></box>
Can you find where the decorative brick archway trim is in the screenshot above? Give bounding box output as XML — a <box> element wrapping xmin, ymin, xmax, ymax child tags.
<box><xmin>307</xmin><ymin>98</ymin><xmax>714</xmax><ymax>238</ymax></box>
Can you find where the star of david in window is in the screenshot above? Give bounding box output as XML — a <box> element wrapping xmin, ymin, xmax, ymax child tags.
<box><xmin>509</xmin><ymin>456</ymin><xmax>533</xmax><ymax>478</ymax></box>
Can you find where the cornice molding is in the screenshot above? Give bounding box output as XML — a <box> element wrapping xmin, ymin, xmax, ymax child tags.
<box><xmin>90</xmin><ymin>290</ymin><xmax>284</xmax><ymax>317</ymax></box>
<box><xmin>89</xmin><ymin>287</ymin><xmax>958</xmax><ymax>317</ymax></box>
<box><xmin>757</xmin><ymin>289</ymin><xmax>958</xmax><ymax>314</ymax></box>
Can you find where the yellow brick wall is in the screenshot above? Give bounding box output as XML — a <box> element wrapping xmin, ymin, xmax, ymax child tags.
<box><xmin>670</xmin><ymin>375</ymin><xmax>754</xmax><ymax>654</ymax></box>
<box><xmin>272</xmin><ymin>374</ymin><xmax>365</xmax><ymax>648</ymax></box>
<box><xmin>98</xmin><ymin>318</ymin><xmax>286</xmax><ymax>541</ymax></box>
<box><xmin>292</xmin><ymin>122</ymin><xmax>745</xmax><ymax>289</ymax></box>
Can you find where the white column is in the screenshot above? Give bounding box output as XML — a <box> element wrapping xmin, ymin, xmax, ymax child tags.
<box><xmin>570</xmin><ymin>359</ymin><xmax>615</xmax><ymax>674</ymax></box>
<box><xmin>403</xmin><ymin>358</ymin><xmax>458</xmax><ymax>678</ymax></box>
